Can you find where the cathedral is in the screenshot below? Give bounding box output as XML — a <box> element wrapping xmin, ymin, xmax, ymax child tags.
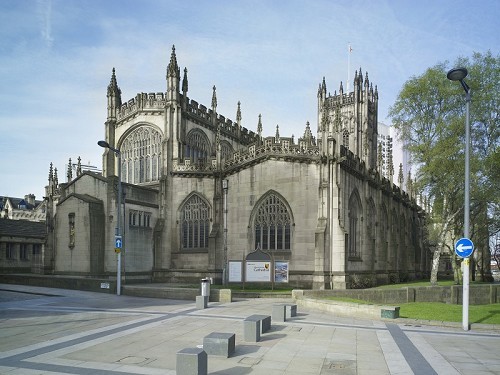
<box><xmin>42</xmin><ymin>46</ymin><xmax>429</xmax><ymax>289</ymax></box>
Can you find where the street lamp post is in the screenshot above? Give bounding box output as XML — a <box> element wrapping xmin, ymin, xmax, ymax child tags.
<box><xmin>447</xmin><ymin>67</ymin><xmax>471</xmax><ymax>331</ymax></box>
<box><xmin>98</xmin><ymin>140</ymin><xmax>122</xmax><ymax>296</ymax></box>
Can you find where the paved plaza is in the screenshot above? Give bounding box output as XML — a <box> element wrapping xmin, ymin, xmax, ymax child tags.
<box><xmin>1</xmin><ymin>284</ymin><xmax>500</xmax><ymax>374</ymax></box>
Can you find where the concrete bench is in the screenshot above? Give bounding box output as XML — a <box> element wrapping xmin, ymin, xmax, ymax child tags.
<box><xmin>243</xmin><ymin>316</ymin><xmax>261</xmax><ymax>342</ymax></box>
<box><xmin>285</xmin><ymin>303</ymin><xmax>297</xmax><ymax>318</ymax></box>
<box><xmin>176</xmin><ymin>347</ymin><xmax>207</xmax><ymax>375</ymax></box>
<box><xmin>381</xmin><ymin>306</ymin><xmax>400</xmax><ymax>319</ymax></box>
<box><xmin>196</xmin><ymin>295</ymin><xmax>208</xmax><ymax>309</ymax></box>
<box><xmin>246</xmin><ymin>314</ymin><xmax>271</xmax><ymax>333</ymax></box>
<box><xmin>203</xmin><ymin>332</ymin><xmax>235</xmax><ymax>357</ymax></box>
<box><xmin>272</xmin><ymin>304</ymin><xmax>287</xmax><ymax>322</ymax></box>
<box><xmin>243</xmin><ymin>314</ymin><xmax>272</xmax><ymax>342</ymax></box>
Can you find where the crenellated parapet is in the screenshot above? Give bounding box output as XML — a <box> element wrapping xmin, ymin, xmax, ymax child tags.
<box><xmin>185</xmin><ymin>98</ymin><xmax>258</xmax><ymax>145</ymax></box>
<box><xmin>327</xmin><ymin>92</ymin><xmax>356</xmax><ymax>107</ymax></box>
<box><xmin>117</xmin><ymin>92</ymin><xmax>167</xmax><ymax>121</ymax></box>
<box><xmin>224</xmin><ymin>142</ymin><xmax>321</xmax><ymax>173</ymax></box>
<box><xmin>171</xmin><ymin>158</ymin><xmax>218</xmax><ymax>175</ymax></box>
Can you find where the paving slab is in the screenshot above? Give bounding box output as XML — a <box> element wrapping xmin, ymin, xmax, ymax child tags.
<box><xmin>1</xmin><ymin>283</ymin><xmax>500</xmax><ymax>374</ymax></box>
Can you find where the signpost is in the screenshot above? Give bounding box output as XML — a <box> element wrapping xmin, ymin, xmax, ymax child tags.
<box><xmin>455</xmin><ymin>238</ymin><xmax>474</xmax><ymax>258</ymax></box>
<box><xmin>115</xmin><ymin>235</ymin><xmax>122</xmax><ymax>253</ymax></box>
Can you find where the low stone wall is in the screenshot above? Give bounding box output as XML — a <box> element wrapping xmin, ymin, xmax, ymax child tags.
<box><xmin>2</xmin><ymin>274</ymin><xmax>498</xmax><ymax>306</ymax></box>
<box><xmin>292</xmin><ymin>294</ymin><xmax>399</xmax><ymax>319</ymax></box>
<box><xmin>0</xmin><ymin>274</ymin><xmax>117</xmax><ymax>294</ymax></box>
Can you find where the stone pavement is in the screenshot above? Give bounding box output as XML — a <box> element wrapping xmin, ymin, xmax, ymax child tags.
<box><xmin>1</xmin><ymin>284</ymin><xmax>500</xmax><ymax>374</ymax></box>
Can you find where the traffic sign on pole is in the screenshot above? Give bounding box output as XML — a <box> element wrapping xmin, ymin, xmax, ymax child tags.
<box><xmin>455</xmin><ymin>237</ymin><xmax>474</xmax><ymax>258</ymax></box>
<box><xmin>115</xmin><ymin>236</ymin><xmax>122</xmax><ymax>253</ymax></box>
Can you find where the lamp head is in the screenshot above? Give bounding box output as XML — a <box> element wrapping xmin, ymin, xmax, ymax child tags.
<box><xmin>97</xmin><ymin>140</ymin><xmax>110</xmax><ymax>148</ymax></box>
<box><xmin>447</xmin><ymin>67</ymin><xmax>468</xmax><ymax>82</ymax></box>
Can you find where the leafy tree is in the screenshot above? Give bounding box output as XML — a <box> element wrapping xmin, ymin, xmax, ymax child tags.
<box><xmin>389</xmin><ymin>51</ymin><xmax>499</xmax><ymax>284</ymax></box>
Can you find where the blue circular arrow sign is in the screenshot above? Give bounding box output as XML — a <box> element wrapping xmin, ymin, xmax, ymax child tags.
<box><xmin>455</xmin><ymin>237</ymin><xmax>474</xmax><ymax>258</ymax></box>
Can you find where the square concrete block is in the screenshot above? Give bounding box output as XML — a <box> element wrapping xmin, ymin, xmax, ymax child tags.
<box><xmin>285</xmin><ymin>304</ymin><xmax>297</xmax><ymax>318</ymax></box>
<box><xmin>219</xmin><ymin>289</ymin><xmax>232</xmax><ymax>303</ymax></box>
<box><xmin>381</xmin><ymin>306</ymin><xmax>400</xmax><ymax>319</ymax></box>
<box><xmin>272</xmin><ymin>304</ymin><xmax>286</xmax><ymax>322</ymax></box>
<box><xmin>203</xmin><ymin>332</ymin><xmax>235</xmax><ymax>357</ymax></box>
<box><xmin>196</xmin><ymin>295</ymin><xmax>208</xmax><ymax>309</ymax></box>
<box><xmin>243</xmin><ymin>317</ymin><xmax>261</xmax><ymax>342</ymax></box>
<box><xmin>246</xmin><ymin>314</ymin><xmax>271</xmax><ymax>333</ymax></box>
<box><xmin>176</xmin><ymin>347</ymin><xmax>207</xmax><ymax>375</ymax></box>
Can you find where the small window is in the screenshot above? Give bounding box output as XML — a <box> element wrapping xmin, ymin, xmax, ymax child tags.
<box><xmin>20</xmin><ymin>244</ymin><xmax>29</xmax><ymax>260</ymax></box>
<box><xmin>69</xmin><ymin>213</ymin><xmax>75</xmax><ymax>248</ymax></box>
<box><xmin>6</xmin><ymin>243</ymin><xmax>15</xmax><ymax>259</ymax></box>
<box><xmin>33</xmin><ymin>244</ymin><xmax>41</xmax><ymax>255</ymax></box>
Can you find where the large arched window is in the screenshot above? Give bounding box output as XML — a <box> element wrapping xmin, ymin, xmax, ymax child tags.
<box><xmin>220</xmin><ymin>140</ymin><xmax>234</xmax><ymax>162</ymax></box>
<box><xmin>253</xmin><ymin>193</ymin><xmax>292</xmax><ymax>251</ymax></box>
<box><xmin>121</xmin><ymin>126</ymin><xmax>162</xmax><ymax>184</ymax></box>
<box><xmin>348</xmin><ymin>190</ymin><xmax>362</xmax><ymax>258</ymax></box>
<box><xmin>185</xmin><ymin>129</ymin><xmax>210</xmax><ymax>165</ymax></box>
<box><xmin>367</xmin><ymin>198</ymin><xmax>376</xmax><ymax>261</ymax></box>
<box><xmin>181</xmin><ymin>194</ymin><xmax>210</xmax><ymax>250</ymax></box>
<box><xmin>380</xmin><ymin>204</ymin><xmax>389</xmax><ymax>264</ymax></box>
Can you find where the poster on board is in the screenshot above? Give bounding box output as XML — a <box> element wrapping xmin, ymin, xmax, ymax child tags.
<box><xmin>245</xmin><ymin>261</ymin><xmax>271</xmax><ymax>282</ymax></box>
<box><xmin>274</xmin><ymin>261</ymin><xmax>289</xmax><ymax>283</ymax></box>
<box><xmin>228</xmin><ymin>261</ymin><xmax>242</xmax><ymax>282</ymax></box>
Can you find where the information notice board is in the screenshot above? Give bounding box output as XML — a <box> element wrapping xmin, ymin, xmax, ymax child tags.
<box><xmin>228</xmin><ymin>261</ymin><xmax>242</xmax><ymax>282</ymax></box>
<box><xmin>245</xmin><ymin>261</ymin><xmax>271</xmax><ymax>282</ymax></box>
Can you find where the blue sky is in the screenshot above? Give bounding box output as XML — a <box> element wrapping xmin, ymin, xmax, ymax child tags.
<box><xmin>1</xmin><ymin>0</ymin><xmax>498</xmax><ymax>200</ymax></box>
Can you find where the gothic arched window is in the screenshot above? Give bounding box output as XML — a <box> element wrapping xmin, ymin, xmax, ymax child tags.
<box><xmin>121</xmin><ymin>126</ymin><xmax>162</xmax><ymax>184</ymax></box>
<box><xmin>220</xmin><ymin>140</ymin><xmax>234</xmax><ymax>161</ymax></box>
<box><xmin>181</xmin><ymin>194</ymin><xmax>210</xmax><ymax>250</ymax></box>
<box><xmin>185</xmin><ymin>129</ymin><xmax>210</xmax><ymax>165</ymax></box>
<box><xmin>348</xmin><ymin>190</ymin><xmax>362</xmax><ymax>258</ymax></box>
<box><xmin>253</xmin><ymin>193</ymin><xmax>292</xmax><ymax>251</ymax></box>
<box><xmin>343</xmin><ymin>129</ymin><xmax>350</xmax><ymax>149</ymax></box>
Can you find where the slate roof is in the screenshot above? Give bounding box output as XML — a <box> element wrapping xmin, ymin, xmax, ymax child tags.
<box><xmin>0</xmin><ymin>196</ymin><xmax>43</xmax><ymax>211</ymax></box>
<box><xmin>0</xmin><ymin>218</ymin><xmax>46</xmax><ymax>239</ymax></box>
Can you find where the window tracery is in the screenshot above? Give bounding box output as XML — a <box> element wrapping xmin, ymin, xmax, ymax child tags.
<box><xmin>181</xmin><ymin>194</ymin><xmax>210</xmax><ymax>250</ymax></box>
<box><xmin>121</xmin><ymin>126</ymin><xmax>162</xmax><ymax>184</ymax></box>
<box><xmin>348</xmin><ymin>191</ymin><xmax>361</xmax><ymax>258</ymax></box>
<box><xmin>185</xmin><ymin>129</ymin><xmax>210</xmax><ymax>165</ymax></box>
<box><xmin>253</xmin><ymin>193</ymin><xmax>291</xmax><ymax>251</ymax></box>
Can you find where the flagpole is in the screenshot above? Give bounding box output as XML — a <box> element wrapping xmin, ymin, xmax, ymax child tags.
<box><xmin>347</xmin><ymin>43</ymin><xmax>352</xmax><ymax>92</ymax></box>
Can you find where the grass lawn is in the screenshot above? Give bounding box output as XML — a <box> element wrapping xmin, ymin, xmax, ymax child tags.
<box><xmin>399</xmin><ymin>302</ymin><xmax>500</xmax><ymax>325</ymax></box>
<box><xmin>372</xmin><ymin>281</ymin><xmax>500</xmax><ymax>324</ymax></box>
<box><xmin>371</xmin><ymin>280</ymin><xmax>492</xmax><ymax>289</ymax></box>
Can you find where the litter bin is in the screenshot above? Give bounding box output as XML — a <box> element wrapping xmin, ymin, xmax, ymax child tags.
<box><xmin>201</xmin><ymin>278</ymin><xmax>211</xmax><ymax>297</ymax></box>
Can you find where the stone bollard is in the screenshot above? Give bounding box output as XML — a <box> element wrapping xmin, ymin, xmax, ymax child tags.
<box><xmin>219</xmin><ymin>289</ymin><xmax>232</xmax><ymax>303</ymax></box>
<box><xmin>196</xmin><ymin>295</ymin><xmax>208</xmax><ymax>309</ymax></box>
<box><xmin>176</xmin><ymin>347</ymin><xmax>207</xmax><ymax>375</ymax></box>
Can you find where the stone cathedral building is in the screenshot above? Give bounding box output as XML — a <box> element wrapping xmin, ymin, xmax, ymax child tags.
<box><xmin>42</xmin><ymin>46</ymin><xmax>429</xmax><ymax>289</ymax></box>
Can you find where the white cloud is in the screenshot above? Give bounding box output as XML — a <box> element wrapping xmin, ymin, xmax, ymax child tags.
<box><xmin>37</xmin><ymin>0</ymin><xmax>54</xmax><ymax>48</ymax></box>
